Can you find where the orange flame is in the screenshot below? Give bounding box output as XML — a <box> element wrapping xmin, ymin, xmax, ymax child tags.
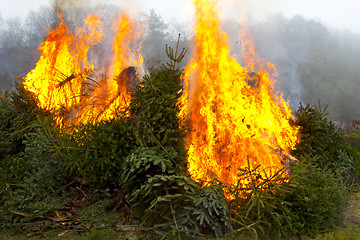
<box><xmin>73</xmin><ymin>13</ymin><xmax>142</xmax><ymax>125</ymax></box>
<box><xmin>23</xmin><ymin>12</ymin><xmax>142</xmax><ymax>126</ymax></box>
<box><xmin>179</xmin><ymin>0</ymin><xmax>299</xmax><ymax>198</ymax></box>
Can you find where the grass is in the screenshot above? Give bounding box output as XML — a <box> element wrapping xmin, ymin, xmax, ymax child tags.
<box><xmin>0</xmin><ymin>229</ymin><xmax>119</xmax><ymax>240</ymax></box>
<box><xmin>0</xmin><ymin>198</ymin><xmax>132</xmax><ymax>240</ymax></box>
<box><xmin>1</xmin><ymin>193</ymin><xmax>360</xmax><ymax>240</ymax></box>
<box><xmin>303</xmin><ymin>224</ymin><xmax>360</xmax><ymax>240</ymax></box>
<box><xmin>303</xmin><ymin>191</ymin><xmax>360</xmax><ymax>240</ymax></box>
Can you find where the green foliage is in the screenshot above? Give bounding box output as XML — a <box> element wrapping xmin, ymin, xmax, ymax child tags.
<box><xmin>0</xmin><ymin>85</ymin><xmax>59</xmax><ymax>195</ymax></box>
<box><xmin>120</xmin><ymin>44</ymin><xmax>234</xmax><ymax>238</ymax></box>
<box><xmin>78</xmin><ymin>199</ymin><xmax>121</xmax><ymax>228</ymax></box>
<box><xmin>21</xmin><ymin>127</ymin><xmax>67</xmax><ymax>195</ymax></box>
<box><xmin>0</xmin><ymin>83</ymin><xmax>47</xmax><ymax>160</ymax></box>
<box><xmin>286</xmin><ymin>156</ymin><xmax>347</xmax><ymax>236</ymax></box>
<box><xmin>0</xmin><ymin>91</ymin><xmax>29</xmax><ymax>197</ymax></box>
<box><xmin>293</xmin><ymin>104</ymin><xmax>357</xmax><ymax>181</ymax></box>
<box><xmin>118</xmin><ymin>44</ymin><xmax>233</xmax><ymax>239</ymax></box>
<box><xmin>344</xmin><ymin>133</ymin><xmax>360</xmax><ymax>178</ymax></box>
<box><xmin>129</xmin><ymin>64</ymin><xmax>187</xmax><ymax>170</ymax></box>
<box><xmin>151</xmin><ymin>184</ymin><xmax>233</xmax><ymax>239</ymax></box>
<box><xmin>0</xmin><ymin>85</ymin><xmax>68</xmax><ymax>229</ymax></box>
<box><xmin>227</xmin><ymin>159</ymin><xmax>293</xmax><ymax>239</ymax></box>
<box><xmin>60</xmin><ymin>117</ymin><xmax>135</xmax><ymax>186</ymax></box>
<box><xmin>136</xmin><ymin>175</ymin><xmax>200</xmax><ymax>219</ymax></box>
<box><xmin>0</xmin><ymin>189</ymin><xmax>70</xmax><ymax>230</ymax></box>
<box><xmin>119</xmin><ymin>148</ymin><xmax>233</xmax><ymax>239</ymax></box>
<box><xmin>286</xmin><ymin>104</ymin><xmax>354</xmax><ymax>236</ymax></box>
<box><xmin>345</xmin><ymin>133</ymin><xmax>360</xmax><ymax>151</ymax></box>
<box><xmin>0</xmin><ymin>93</ymin><xmax>16</xmax><ymax>157</ymax></box>
<box><xmin>128</xmin><ymin>172</ymin><xmax>233</xmax><ymax>239</ymax></box>
<box><xmin>0</xmin><ymin>124</ymin><xmax>67</xmax><ymax>228</ymax></box>
<box><xmin>304</xmin><ymin>224</ymin><xmax>360</xmax><ymax>240</ymax></box>
<box><xmin>119</xmin><ymin>147</ymin><xmax>176</xmax><ymax>197</ymax></box>
<box><xmin>226</xmin><ymin>156</ymin><xmax>348</xmax><ymax>239</ymax></box>
<box><xmin>0</xmin><ymin>45</ymin><xmax>358</xmax><ymax>240</ymax></box>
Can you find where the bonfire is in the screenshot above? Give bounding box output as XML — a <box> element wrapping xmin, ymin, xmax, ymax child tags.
<box><xmin>22</xmin><ymin>13</ymin><xmax>142</xmax><ymax>127</ymax></box>
<box><xmin>22</xmin><ymin>0</ymin><xmax>298</xmax><ymax>200</ymax></box>
<box><xmin>179</xmin><ymin>0</ymin><xmax>298</xmax><ymax>198</ymax></box>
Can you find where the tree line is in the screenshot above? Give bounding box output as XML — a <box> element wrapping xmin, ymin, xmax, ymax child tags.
<box><xmin>1</xmin><ymin>5</ymin><xmax>360</xmax><ymax>128</ymax></box>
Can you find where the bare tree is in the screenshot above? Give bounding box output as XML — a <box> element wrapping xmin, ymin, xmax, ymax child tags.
<box><xmin>25</xmin><ymin>6</ymin><xmax>55</xmax><ymax>47</ymax></box>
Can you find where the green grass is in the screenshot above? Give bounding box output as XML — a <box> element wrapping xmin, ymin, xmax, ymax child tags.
<box><xmin>1</xmin><ymin>193</ymin><xmax>360</xmax><ymax>240</ymax></box>
<box><xmin>78</xmin><ymin>199</ymin><xmax>121</xmax><ymax>228</ymax></box>
<box><xmin>0</xmin><ymin>198</ymin><xmax>130</xmax><ymax>240</ymax></box>
<box><xmin>303</xmin><ymin>224</ymin><xmax>360</xmax><ymax>240</ymax></box>
<box><xmin>0</xmin><ymin>229</ymin><xmax>119</xmax><ymax>240</ymax></box>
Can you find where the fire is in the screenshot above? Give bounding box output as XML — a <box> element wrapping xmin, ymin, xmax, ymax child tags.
<box><xmin>179</xmin><ymin>0</ymin><xmax>299</xmax><ymax>198</ymax></box>
<box><xmin>23</xmin><ymin>12</ymin><xmax>142</xmax><ymax>126</ymax></box>
<box><xmin>22</xmin><ymin>2</ymin><xmax>297</xmax><ymax>199</ymax></box>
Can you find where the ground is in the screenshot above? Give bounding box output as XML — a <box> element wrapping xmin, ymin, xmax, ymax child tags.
<box><xmin>1</xmin><ymin>192</ymin><xmax>360</xmax><ymax>240</ymax></box>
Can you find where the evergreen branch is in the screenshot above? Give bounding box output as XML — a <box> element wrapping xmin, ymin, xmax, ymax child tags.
<box><xmin>169</xmin><ymin>199</ymin><xmax>182</xmax><ymax>240</ymax></box>
<box><xmin>143</xmin><ymin>123</ymin><xmax>177</xmax><ymax>166</ymax></box>
<box><xmin>36</xmin><ymin>115</ymin><xmax>65</xmax><ymax>161</ymax></box>
<box><xmin>166</xmin><ymin>34</ymin><xmax>187</xmax><ymax>71</ymax></box>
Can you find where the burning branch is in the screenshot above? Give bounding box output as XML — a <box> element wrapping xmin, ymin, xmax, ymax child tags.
<box><xmin>57</xmin><ymin>73</ymin><xmax>76</xmax><ymax>88</ymax></box>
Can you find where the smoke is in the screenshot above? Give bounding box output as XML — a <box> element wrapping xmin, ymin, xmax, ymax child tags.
<box><xmin>1</xmin><ymin>1</ymin><xmax>360</xmax><ymax>126</ymax></box>
<box><xmin>52</xmin><ymin>0</ymin><xmax>143</xmax><ymax>17</ymax></box>
<box><xmin>221</xmin><ymin>18</ymin><xmax>303</xmax><ymax>109</ymax></box>
<box><xmin>218</xmin><ymin>1</ymin><xmax>360</xmax><ymax>125</ymax></box>
<box><xmin>53</xmin><ymin>0</ymin><xmax>91</xmax><ymax>9</ymax></box>
<box><xmin>223</xmin><ymin>0</ymin><xmax>281</xmax><ymax>22</ymax></box>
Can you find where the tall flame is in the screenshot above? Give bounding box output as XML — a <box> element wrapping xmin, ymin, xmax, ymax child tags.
<box><xmin>23</xmin><ymin>14</ymin><xmax>99</xmax><ymax>117</ymax></box>
<box><xmin>180</xmin><ymin>0</ymin><xmax>299</xmax><ymax>197</ymax></box>
<box><xmin>72</xmin><ymin>13</ymin><xmax>142</xmax><ymax>125</ymax></box>
<box><xmin>23</xmin><ymin>12</ymin><xmax>142</xmax><ymax>126</ymax></box>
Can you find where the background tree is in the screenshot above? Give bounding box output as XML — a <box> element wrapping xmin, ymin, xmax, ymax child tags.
<box><xmin>142</xmin><ymin>9</ymin><xmax>170</xmax><ymax>69</ymax></box>
<box><xmin>246</xmin><ymin>14</ymin><xmax>360</xmax><ymax>126</ymax></box>
<box><xmin>0</xmin><ymin>18</ymin><xmax>28</xmax><ymax>92</ymax></box>
<box><xmin>24</xmin><ymin>6</ymin><xmax>55</xmax><ymax>48</ymax></box>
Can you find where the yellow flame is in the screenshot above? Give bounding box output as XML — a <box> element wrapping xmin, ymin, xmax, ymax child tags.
<box><xmin>180</xmin><ymin>0</ymin><xmax>299</xmax><ymax>199</ymax></box>
<box><xmin>23</xmin><ymin>12</ymin><xmax>142</xmax><ymax>126</ymax></box>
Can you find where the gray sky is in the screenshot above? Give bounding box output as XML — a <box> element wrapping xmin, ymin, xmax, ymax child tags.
<box><xmin>1</xmin><ymin>0</ymin><xmax>360</xmax><ymax>33</ymax></box>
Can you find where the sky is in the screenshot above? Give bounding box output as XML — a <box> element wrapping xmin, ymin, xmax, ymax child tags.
<box><xmin>1</xmin><ymin>0</ymin><xmax>360</xmax><ymax>33</ymax></box>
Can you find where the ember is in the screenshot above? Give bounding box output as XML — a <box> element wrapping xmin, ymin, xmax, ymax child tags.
<box><xmin>22</xmin><ymin>1</ymin><xmax>298</xmax><ymax>200</ymax></box>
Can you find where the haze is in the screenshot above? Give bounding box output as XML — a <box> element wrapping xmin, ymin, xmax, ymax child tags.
<box><xmin>1</xmin><ymin>0</ymin><xmax>360</xmax><ymax>33</ymax></box>
<box><xmin>1</xmin><ymin>0</ymin><xmax>360</xmax><ymax>128</ymax></box>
